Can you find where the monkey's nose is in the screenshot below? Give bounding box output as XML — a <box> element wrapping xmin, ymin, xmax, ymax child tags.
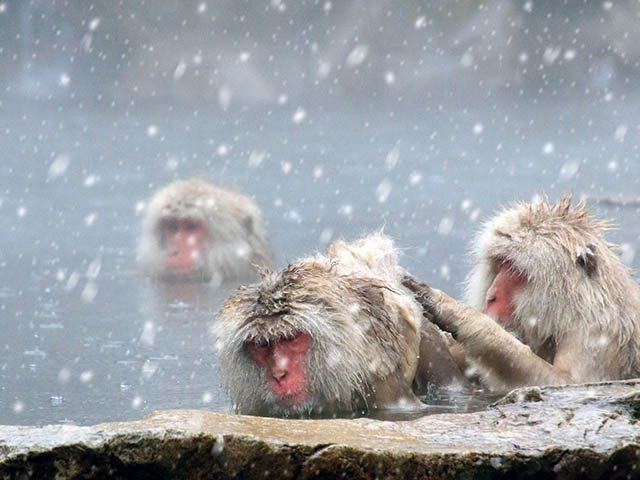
<box><xmin>271</xmin><ymin>369</ymin><xmax>288</xmax><ymax>384</ymax></box>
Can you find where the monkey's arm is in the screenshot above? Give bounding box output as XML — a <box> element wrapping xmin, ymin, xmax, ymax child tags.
<box><xmin>412</xmin><ymin>320</ymin><xmax>471</xmax><ymax>393</ymax></box>
<box><xmin>403</xmin><ymin>276</ymin><xmax>574</xmax><ymax>391</ymax></box>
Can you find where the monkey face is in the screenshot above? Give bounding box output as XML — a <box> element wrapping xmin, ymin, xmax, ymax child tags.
<box><xmin>138</xmin><ymin>179</ymin><xmax>273</xmax><ymax>284</ymax></box>
<box><xmin>157</xmin><ymin>216</ymin><xmax>211</xmax><ymax>280</ymax></box>
<box><xmin>218</xmin><ymin>234</ymin><xmax>428</xmax><ymax>418</ymax></box>
<box><xmin>245</xmin><ymin>332</ymin><xmax>311</xmax><ymax>408</ymax></box>
<box><xmin>482</xmin><ymin>260</ymin><xmax>526</xmax><ymax>331</ymax></box>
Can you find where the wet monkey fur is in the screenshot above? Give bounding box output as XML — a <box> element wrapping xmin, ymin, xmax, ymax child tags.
<box><xmin>217</xmin><ymin>234</ymin><xmax>467</xmax><ymax>418</ymax></box>
<box><xmin>404</xmin><ymin>197</ymin><xmax>640</xmax><ymax>392</ymax></box>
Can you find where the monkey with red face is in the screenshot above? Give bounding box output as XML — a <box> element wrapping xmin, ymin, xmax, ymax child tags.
<box><xmin>404</xmin><ymin>197</ymin><xmax>640</xmax><ymax>392</ymax></box>
<box><xmin>216</xmin><ymin>233</ymin><xmax>468</xmax><ymax>418</ymax></box>
<box><xmin>138</xmin><ymin>178</ymin><xmax>273</xmax><ymax>283</ymax></box>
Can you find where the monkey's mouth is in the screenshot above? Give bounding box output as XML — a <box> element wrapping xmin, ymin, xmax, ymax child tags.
<box><xmin>270</xmin><ymin>385</ymin><xmax>308</xmax><ymax>408</ymax></box>
<box><xmin>160</xmin><ymin>267</ymin><xmax>211</xmax><ymax>283</ymax></box>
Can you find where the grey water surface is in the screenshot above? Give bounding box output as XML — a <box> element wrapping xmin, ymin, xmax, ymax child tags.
<box><xmin>1</xmin><ymin>99</ymin><xmax>639</xmax><ymax>426</ymax></box>
<box><xmin>1</xmin><ymin>1</ymin><xmax>640</xmax><ymax>426</ymax></box>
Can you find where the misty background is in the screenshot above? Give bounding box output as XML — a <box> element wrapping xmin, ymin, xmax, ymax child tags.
<box><xmin>0</xmin><ymin>0</ymin><xmax>639</xmax><ymax>425</ymax></box>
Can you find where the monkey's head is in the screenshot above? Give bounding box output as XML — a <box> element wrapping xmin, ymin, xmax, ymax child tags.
<box><xmin>138</xmin><ymin>179</ymin><xmax>272</xmax><ymax>283</ymax></box>
<box><xmin>216</xmin><ymin>245</ymin><xmax>420</xmax><ymax>418</ymax></box>
<box><xmin>466</xmin><ymin>196</ymin><xmax>630</xmax><ymax>347</ymax></box>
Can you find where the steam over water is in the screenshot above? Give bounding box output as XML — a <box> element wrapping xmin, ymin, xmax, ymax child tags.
<box><xmin>1</xmin><ymin>1</ymin><xmax>639</xmax><ymax>425</ymax></box>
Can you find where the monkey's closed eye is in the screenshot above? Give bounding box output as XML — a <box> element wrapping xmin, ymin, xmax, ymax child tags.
<box><xmin>249</xmin><ymin>339</ymin><xmax>269</xmax><ymax>350</ymax></box>
<box><xmin>183</xmin><ymin>218</ymin><xmax>201</xmax><ymax>231</ymax></box>
<box><xmin>159</xmin><ymin>218</ymin><xmax>179</xmax><ymax>233</ymax></box>
<box><xmin>245</xmin><ymin>339</ymin><xmax>271</xmax><ymax>365</ymax></box>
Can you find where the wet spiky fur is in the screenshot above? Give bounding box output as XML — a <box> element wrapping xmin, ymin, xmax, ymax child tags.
<box><xmin>216</xmin><ymin>233</ymin><xmax>423</xmax><ymax>417</ymax></box>
<box><xmin>465</xmin><ymin>196</ymin><xmax>640</xmax><ymax>381</ymax></box>
<box><xmin>137</xmin><ymin>178</ymin><xmax>273</xmax><ymax>282</ymax></box>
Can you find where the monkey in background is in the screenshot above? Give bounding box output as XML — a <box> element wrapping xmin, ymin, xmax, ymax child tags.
<box><xmin>137</xmin><ymin>178</ymin><xmax>273</xmax><ymax>283</ymax></box>
<box><xmin>216</xmin><ymin>233</ymin><xmax>468</xmax><ymax>418</ymax></box>
<box><xmin>404</xmin><ymin>196</ymin><xmax>640</xmax><ymax>392</ymax></box>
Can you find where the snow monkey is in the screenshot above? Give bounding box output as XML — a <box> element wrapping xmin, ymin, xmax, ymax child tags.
<box><xmin>216</xmin><ymin>233</ymin><xmax>468</xmax><ymax>418</ymax></box>
<box><xmin>138</xmin><ymin>178</ymin><xmax>273</xmax><ymax>283</ymax></box>
<box><xmin>404</xmin><ymin>196</ymin><xmax>640</xmax><ymax>392</ymax></box>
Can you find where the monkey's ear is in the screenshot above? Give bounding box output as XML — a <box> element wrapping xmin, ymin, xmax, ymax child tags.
<box><xmin>242</xmin><ymin>214</ymin><xmax>255</xmax><ymax>234</ymax></box>
<box><xmin>351</xmin><ymin>279</ymin><xmax>389</xmax><ymax>318</ymax></box>
<box><xmin>353</xmin><ymin>279</ymin><xmax>385</xmax><ymax>305</ymax></box>
<box><xmin>576</xmin><ymin>243</ymin><xmax>597</xmax><ymax>277</ymax></box>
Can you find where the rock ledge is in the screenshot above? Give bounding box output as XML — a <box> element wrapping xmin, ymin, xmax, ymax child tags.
<box><xmin>2</xmin><ymin>381</ymin><xmax>640</xmax><ymax>479</ymax></box>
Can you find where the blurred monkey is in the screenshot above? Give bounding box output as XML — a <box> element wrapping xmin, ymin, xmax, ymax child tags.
<box><xmin>138</xmin><ymin>178</ymin><xmax>273</xmax><ymax>283</ymax></box>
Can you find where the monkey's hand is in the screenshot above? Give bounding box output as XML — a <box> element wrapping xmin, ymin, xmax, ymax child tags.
<box><xmin>401</xmin><ymin>276</ymin><xmax>435</xmax><ymax>319</ymax></box>
<box><xmin>402</xmin><ymin>275</ymin><xmax>460</xmax><ymax>336</ymax></box>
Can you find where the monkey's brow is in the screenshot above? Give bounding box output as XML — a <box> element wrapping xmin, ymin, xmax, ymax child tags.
<box><xmin>241</xmin><ymin>311</ymin><xmax>287</xmax><ymax>329</ymax></box>
<box><xmin>494</xmin><ymin>229</ymin><xmax>512</xmax><ymax>239</ymax></box>
<box><xmin>381</xmin><ymin>283</ymin><xmax>401</xmax><ymax>295</ymax></box>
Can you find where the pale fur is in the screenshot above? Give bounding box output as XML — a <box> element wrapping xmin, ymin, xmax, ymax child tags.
<box><xmin>216</xmin><ymin>233</ymin><xmax>425</xmax><ymax>417</ymax></box>
<box><xmin>463</xmin><ymin>196</ymin><xmax>640</xmax><ymax>384</ymax></box>
<box><xmin>137</xmin><ymin>178</ymin><xmax>273</xmax><ymax>282</ymax></box>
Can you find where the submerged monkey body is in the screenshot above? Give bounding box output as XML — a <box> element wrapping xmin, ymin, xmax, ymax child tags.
<box><xmin>217</xmin><ymin>234</ymin><xmax>466</xmax><ymax>418</ymax></box>
<box><xmin>407</xmin><ymin>197</ymin><xmax>640</xmax><ymax>392</ymax></box>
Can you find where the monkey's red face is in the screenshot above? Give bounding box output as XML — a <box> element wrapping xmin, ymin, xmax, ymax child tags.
<box><xmin>159</xmin><ymin>217</ymin><xmax>209</xmax><ymax>278</ymax></box>
<box><xmin>246</xmin><ymin>332</ymin><xmax>311</xmax><ymax>408</ymax></box>
<box><xmin>483</xmin><ymin>262</ymin><xmax>526</xmax><ymax>331</ymax></box>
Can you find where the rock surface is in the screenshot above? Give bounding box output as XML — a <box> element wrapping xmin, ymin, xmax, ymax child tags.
<box><xmin>1</xmin><ymin>381</ymin><xmax>640</xmax><ymax>479</ymax></box>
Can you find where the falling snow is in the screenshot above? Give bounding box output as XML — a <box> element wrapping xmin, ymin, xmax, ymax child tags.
<box><xmin>216</xmin><ymin>144</ymin><xmax>229</xmax><ymax>156</ymax></box>
<box><xmin>385</xmin><ymin>147</ymin><xmax>400</xmax><ymax>170</ymax></box>
<box><xmin>59</xmin><ymin>73</ymin><xmax>70</xmax><ymax>87</ymax></box>
<box><xmin>202</xmin><ymin>392</ymin><xmax>213</xmax><ymax>403</ymax></box>
<box><xmin>141</xmin><ymin>361</ymin><xmax>159</xmax><ymax>380</ymax></box>
<box><xmin>81</xmin><ymin>282</ymin><xmax>98</xmax><ymax>302</ymax></box>
<box><xmin>86</xmin><ymin>258</ymin><xmax>101</xmax><ymax>279</ymax></box>
<box><xmin>281</xmin><ymin>161</ymin><xmax>292</xmax><ymax>174</ymax></box>
<box><xmin>84</xmin><ymin>213</ymin><xmax>97</xmax><ymax>226</ymax></box>
<box><xmin>384</xmin><ymin>71</ymin><xmax>396</xmax><ymax>86</ymax></box>
<box><xmin>218</xmin><ymin>86</ymin><xmax>232</xmax><ymax>110</ymax></box>
<box><xmin>48</xmin><ymin>154</ymin><xmax>71</xmax><ymax>179</ymax></box>
<box><xmin>408</xmin><ymin>171</ymin><xmax>422</xmax><ymax>185</ymax></box>
<box><xmin>140</xmin><ymin>321</ymin><xmax>156</xmax><ymax>347</ymax></box>
<box><xmin>173</xmin><ymin>61</ymin><xmax>187</xmax><ymax>80</ymax></box>
<box><xmin>292</xmin><ymin>107</ymin><xmax>307</xmax><ymax>124</ymax></box>
<box><xmin>376</xmin><ymin>179</ymin><xmax>392</xmax><ymax>203</ymax></box>
<box><xmin>248</xmin><ymin>150</ymin><xmax>266</xmax><ymax>167</ymax></box>
<box><xmin>437</xmin><ymin>217</ymin><xmax>454</xmax><ymax>236</ymax></box>
<box><xmin>84</xmin><ymin>175</ymin><xmax>99</xmax><ymax>187</ymax></box>
<box><xmin>346</xmin><ymin>44</ymin><xmax>368</xmax><ymax>67</ymax></box>
<box><xmin>558</xmin><ymin>161</ymin><xmax>580</xmax><ymax>182</ymax></box>
<box><xmin>614</xmin><ymin>125</ymin><xmax>628</xmax><ymax>143</ymax></box>
<box><xmin>58</xmin><ymin>368</ymin><xmax>71</xmax><ymax>384</ymax></box>
<box><xmin>211</xmin><ymin>435</ymin><xmax>225</xmax><ymax>455</ymax></box>
<box><xmin>1</xmin><ymin>1</ymin><xmax>640</xmax><ymax>428</ymax></box>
